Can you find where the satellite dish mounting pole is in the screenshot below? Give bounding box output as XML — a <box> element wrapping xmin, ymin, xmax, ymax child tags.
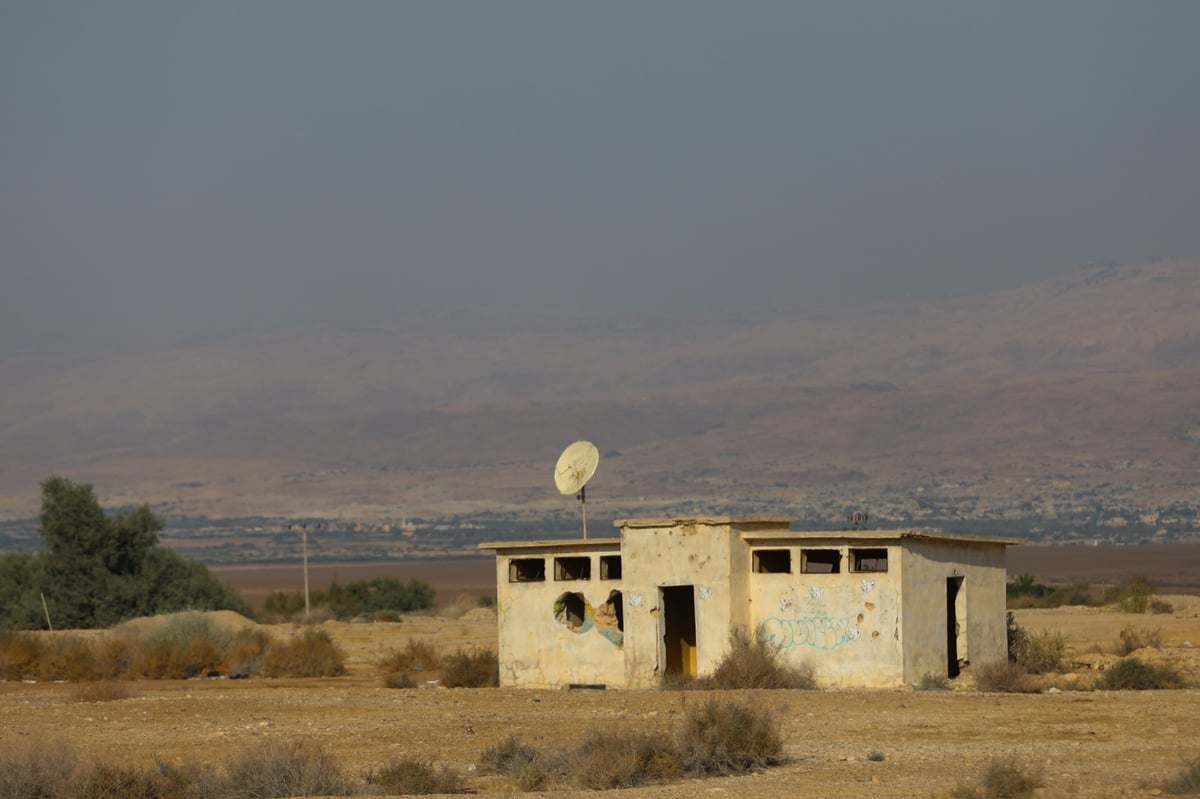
<box><xmin>579</xmin><ymin>485</ymin><xmax>588</xmax><ymax>540</ymax></box>
<box><xmin>554</xmin><ymin>440</ymin><xmax>600</xmax><ymax>542</ymax></box>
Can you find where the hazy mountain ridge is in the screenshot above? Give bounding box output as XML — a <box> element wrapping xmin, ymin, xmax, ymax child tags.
<box><xmin>1</xmin><ymin>258</ymin><xmax>1197</xmax><ymax>523</ymax></box>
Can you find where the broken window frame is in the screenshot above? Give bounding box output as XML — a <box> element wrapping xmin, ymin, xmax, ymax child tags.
<box><xmin>509</xmin><ymin>557</ymin><xmax>546</xmax><ymax>583</ymax></box>
<box><xmin>800</xmin><ymin>548</ymin><xmax>842</xmax><ymax>574</ymax></box>
<box><xmin>851</xmin><ymin>547</ymin><xmax>889</xmax><ymax>572</ymax></box>
<box><xmin>600</xmin><ymin>555</ymin><xmax>622</xmax><ymax>580</ymax></box>
<box><xmin>554</xmin><ymin>556</ymin><xmax>592</xmax><ymax>581</ymax></box>
<box><xmin>752</xmin><ymin>548</ymin><xmax>792</xmax><ymax>574</ymax></box>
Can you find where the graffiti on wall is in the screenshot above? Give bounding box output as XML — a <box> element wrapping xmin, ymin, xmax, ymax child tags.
<box><xmin>761</xmin><ymin>615</ymin><xmax>860</xmax><ymax>650</ymax></box>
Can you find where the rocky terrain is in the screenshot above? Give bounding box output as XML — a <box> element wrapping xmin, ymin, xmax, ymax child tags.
<box><xmin>3</xmin><ymin>598</ymin><xmax>1199</xmax><ymax>798</ymax></box>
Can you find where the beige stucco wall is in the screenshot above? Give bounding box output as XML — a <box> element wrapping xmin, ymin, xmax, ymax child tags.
<box><xmin>746</xmin><ymin>537</ymin><xmax>905</xmax><ymax>688</ymax></box>
<box><xmin>900</xmin><ymin>539</ymin><xmax>1010</xmax><ymax>684</ymax></box>
<box><xmin>619</xmin><ymin>520</ymin><xmax>738</xmax><ymax>688</ymax></box>
<box><xmin>489</xmin><ymin>542</ymin><xmax>625</xmax><ymax>688</ymax></box>
<box><xmin>484</xmin><ymin>523</ymin><xmax>1015</xmax><ymax>691</ymax></box>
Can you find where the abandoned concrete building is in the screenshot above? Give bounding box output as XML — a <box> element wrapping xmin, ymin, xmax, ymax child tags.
<box><xmin>480</xmin><ymin>516</ymin><xmax>1020</xmax><ymax>689</ymax></box>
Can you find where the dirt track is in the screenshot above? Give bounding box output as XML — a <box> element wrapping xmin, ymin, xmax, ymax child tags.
<box><xmin>3</xmin><ymin>601</ymin><xmax>1200</xmax><ymax>798</ymax></box>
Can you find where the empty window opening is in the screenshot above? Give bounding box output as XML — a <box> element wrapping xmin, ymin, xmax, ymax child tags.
<box><xmin>600</xmin><ymin>555</ymin><xmax>622</xmax><ymax>580</ymax></box>
<box><xmin>555</xmin><ymin>556</ymin><xmax>591</xmax><ymax>581</ymax></box>
<box><xmin>554</xmin><ymin>591</ymin><xmax>591</xmax><ymax>632</ymax></box>
<box><xmin>509</xmin><ymin>558</ymin><xmax>545</xmax><ymax>582</ymax></box>
<box><xmin>753</xmin><ymin>549</ymin><xmax>791</xmax><ymax>573</ymax></box>
<box><xmin>596</xmin><ymin>590</ymin><xmax>624</xmax><ymax>646</ymax></box>
<box><xmin>801</xmin><ymin>549</ymin><xmax>841</xmax><ymax>574</ymax></box>
<box><xmin>852</xmin><ymin>548</ymin><xmax>888</xmax><ymax>572</ymax></box>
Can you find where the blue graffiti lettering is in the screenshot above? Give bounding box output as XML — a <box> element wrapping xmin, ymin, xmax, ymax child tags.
<box><xmin>760</xmin><ymin>616</ymin><xmax>859</xmax><ymax>650</ymax></box>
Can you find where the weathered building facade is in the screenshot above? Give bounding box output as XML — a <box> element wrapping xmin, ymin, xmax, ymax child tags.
<box><xmin>481</xmin><ymin>516</ymin><xmax>1019</xmax><ymax>689</ymax></box>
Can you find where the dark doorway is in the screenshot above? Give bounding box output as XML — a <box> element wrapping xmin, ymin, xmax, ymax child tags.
<box><xmin>662</xmin><ymin>585</ymin><xmax>697</xmax><ymax>678</ymax></box>
<box><xmin>946</xmin><ymin>577</ymin><xmax>964</xmax><ymax>678</ymax></box>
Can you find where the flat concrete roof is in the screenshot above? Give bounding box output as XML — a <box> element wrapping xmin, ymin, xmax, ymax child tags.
<box><xmin>613</xmin><ymin>516</ymin><xmax>794</xmax><ymax>529</ymax></box>
<box><xmin>479</xmin><ymin>538</ymin><xmax>622</xmax><ymax>553</ymax></box>
<box><xmin>741</xmin><ymin>528</ymin><xmax>1024</xmax><ymax>546</ymax></box>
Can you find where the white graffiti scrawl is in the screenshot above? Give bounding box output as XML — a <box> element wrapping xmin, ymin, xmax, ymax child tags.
<box><xmin>760</xmin><ymin>616</ymin><xmax>860</xmax><ymax>650</ymax></box>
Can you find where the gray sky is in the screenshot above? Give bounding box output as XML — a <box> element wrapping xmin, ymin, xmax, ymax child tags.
<box><xmin>3</xmin><ymin>2</ymin><xmax>1198</xmax><ymax>345</ymax></box>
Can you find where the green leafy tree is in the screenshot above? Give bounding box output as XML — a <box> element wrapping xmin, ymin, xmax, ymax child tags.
<box><xmin>0</xmin><ymin>476</ymin><xmax>250</xmax><ymax>629</ymax></box>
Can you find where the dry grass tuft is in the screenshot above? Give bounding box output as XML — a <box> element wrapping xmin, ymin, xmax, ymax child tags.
<box><xmin>263</xmin><ymin>628</ymin><xmax>346</xmax><ymax>678</ymax></box>
<box><xmin>364</xmin><ymin>758</ymin><xmax>466</xmax><ymax>795</ymax></box>
<box><xmin>1099</xmin><ymin>657</ymin><xmax>1186</xmax><ymax>690</ymax></box>
<box><xmin>950</xmin><ymin>757</ymin><xmax>1043</xmax><ymax>799</ymax></box>
<box><xmin>69</xmin><ymin>681</ymin><xmax>135</xmax><ymax>703</ymax></box>
<box><xmin>973</xmin><ymin>661</ymin><xmax>1041</xmax><ymax>693</ymax></box>
<box><xmin>441</xmin><ymin>648</ymin><xmax>498</xmax><ymax>688</ymax></box>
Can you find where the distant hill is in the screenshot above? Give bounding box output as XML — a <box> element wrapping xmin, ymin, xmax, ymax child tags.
<box><xmin>2</xmin><ymin>257</ymin><xmax>1198</xmax><ymax>530</ymax></box>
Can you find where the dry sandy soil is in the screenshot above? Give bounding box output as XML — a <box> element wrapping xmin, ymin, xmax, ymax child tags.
<box><xmin>3</xmin><ymin>600</ymin><xmax>1200</xmax><ymax>799</ymax></box>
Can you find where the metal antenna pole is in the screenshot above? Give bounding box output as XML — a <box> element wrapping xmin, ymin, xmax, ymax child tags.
<box><xmin>302</xmin><ymin>524</ymin><xmax>310</xmax><ymax>616</ymax></box>
<box><xmin>580</xmin><ymin>485</ymin><xmax>588</xmax><ymax>540</ymax></box>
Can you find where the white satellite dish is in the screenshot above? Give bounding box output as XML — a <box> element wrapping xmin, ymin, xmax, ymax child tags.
<box><xmin>554</xmin><ymin>440</ymin><xmax>599</xmax><ymax>539</ymax></box>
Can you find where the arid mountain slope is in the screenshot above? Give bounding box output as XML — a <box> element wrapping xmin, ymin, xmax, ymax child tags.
<box><xmin>1</xmin><ymin>258</ymin><xmax>1197</xmax><ymax>523</ymax></box>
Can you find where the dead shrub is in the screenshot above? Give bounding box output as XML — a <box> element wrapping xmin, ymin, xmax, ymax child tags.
<box><xmin>0</xmin><ymin>737</ymin><xmax>78</xmax><ymax>798</ymax></box>
<box><xmin>572</xmin><ymin>730</ymin><xmax>679</xmax><ymax>789</ymax></box>
<box><xmin>0</xmin><ymin>630</ymin><xmax>43</xmax><ymax>680</ymax></box>
<box><xmin>1117</xmin><ymin>625</ymin><xmax>1164</xmax><ymax>656</ymax></box>
<box><xmin>950</xmin><ymin>756</ymin><xmax>1043</xmax><ymax>799</ymax></box>
<box><xmin>377</xmin><ymin>638</ymin><xmax>440</xmax><ymax>673</ymax></box>
<box><xmin>223</xmin><ymin>738</ymin><xmax>350</xmax><ymax>798</ymax></box>
<box><xmin>36</xmin><ymin>635</ymin><xmax>101</xmax><ymax>682</ymax></box>
<box><xmin>364</xmin><ymin>758</ymin><xmax>465</xmax><ymax>795</ymax></box>
<box><xmin>130</xmin><ymin>613</ymin><xmax>229</xmax><ymax>679</ymax></box>
<box><xmin>916</xmin><ymin>672</ymin><xmax>950</xmax><ymax>691</ymax></box>
<box><xmin>1150</xmin><ymin>598</ymin><xmax>1175</xmax><ymax>615</ymax></box>
<box><xmin>383</xmin><ymin>671</ymin><xmax>418</xmax><ymax>689</ymax></box>
<box><xmin>481</xmin><ymin>734</ymin><xmax>541</xmax><ymax>774</ymax></box>
<box><xmin>973</xmin><ymin>661</ymin><xmax>1040</xmax><ymax>694</ymax></box>
<box><xmin>93</xmin><ymin>635</ymin><xmax>135</xmax><ymax>680</ymax></box>
<box><xmin>223</xmin><ymin>627</ymin><xmax>273</xmax><ymax>677</ymax></box>
<box><xmin>1099</xmin><ymin>657</ymin><xmax>1186</xmax><ymax>690</ymax></box>
<box><xmin>703</xmin><ymin>626</ymin><xmax>816</xmax><ymax>690</ymax></box>
<box><xmin>675</xmin><ymin>698</ymin><xmax>782</xmax><ymax>777</ymax></box>
<box><xmin>75</xmin><ymin>762</ymin><xmax>165</xmax><ymax>799</ymax></box>
<box><xmin>263</xmin><ymin>628</ymin><xmax>346</xmax><ymax>678</ymax></box>
<box><xmin>69</xmin><ymin>681</ymin><xmax>134</xmax><ymax>703</ymax></box>
<box><xmin>1163</xmin><ymin>755</ymin><xmax>1200</xmax><ymax>795</ymax></box>
<box><xmin>441</xmin><ymin>648</ymin><xmax>498</xmax><ymax>688</ymax></box>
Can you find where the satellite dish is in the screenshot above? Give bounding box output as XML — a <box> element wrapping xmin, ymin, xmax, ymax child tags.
<box><xmin>554</xmin><ymin>440</ymin><xmax>599</xmax><ymax>539</ymax></box>
<box><xmin>554</xmin><ymin>440</ymin><xmax>599</xmax><ymax>495</ymax></box>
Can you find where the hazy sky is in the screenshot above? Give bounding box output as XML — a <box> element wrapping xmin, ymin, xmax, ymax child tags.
<box><xmin>3</xmin><ymin>2</ymin><xmax>1198</xmax><ymax>344</ymax></box>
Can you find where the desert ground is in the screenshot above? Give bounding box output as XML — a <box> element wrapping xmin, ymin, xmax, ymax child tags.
<box><xmin>3</xmin><ymin>590</ymin><xmax>1200</xmax><ymax>798</ymax></box>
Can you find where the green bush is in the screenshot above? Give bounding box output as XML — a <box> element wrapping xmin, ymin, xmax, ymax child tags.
<box><xmin>1011</xmin><ymin>627</ymin><xmax>1066</xmax><ymax>674</ymax></box>
<box><xmin>441</xmin><ymin>648</ymin><xmax>498</xmax><ymax>688</ymax></box>
<box><xmin>1099</xmin><ymin>657</ymin><xmax>1186</xmax><ymax>690</ymax></box>
<box><xmin>1104</xmin><ymin>576</ymin><xmax>1156</xmax><ymax>613</ymax></box>
<box><xmin>675</xmin><ymin>698</ymin><xmax>782</xmax><ymax>777</ymax></box>
<box><xmin>1006</xmin><ymin>574</ymin><xmax>1093</xmax><ymax>609</ymax></box>
<box><xmin>264</xmin><ymin>577</ymin><xmax>435</xmax><ymax>621</ymax></box>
